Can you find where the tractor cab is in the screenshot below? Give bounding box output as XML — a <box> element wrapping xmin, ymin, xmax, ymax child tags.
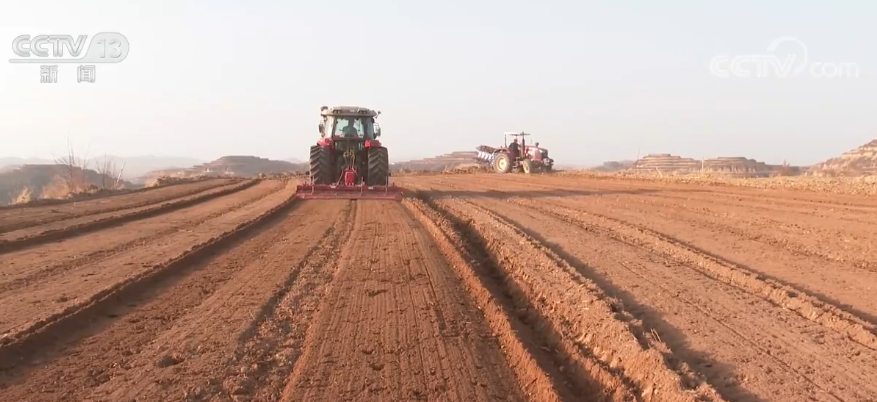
<box><xmin>319</xmin><ymin>106</ymin><xmax>381</xmax><ymax>141</ymax></box>
<box><xmin>315</xmin><ymin>106</ymin><xmax>383</xmax><ymax>154</ymax></box>
<box><xmin>319</xmin><ymin>109</ymin><xmax>382</xmax><ymax>140</ymax></box>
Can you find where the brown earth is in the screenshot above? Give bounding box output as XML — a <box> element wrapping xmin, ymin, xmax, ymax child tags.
<box><xmin>0</xmin><ymin>177</ymin><xmax>237</xmax><ymax>233</ymax></box>
<box><xmin>0</xmin><ymin>173</ymin><xmax>875</xmax><ymax>401</ymax></box>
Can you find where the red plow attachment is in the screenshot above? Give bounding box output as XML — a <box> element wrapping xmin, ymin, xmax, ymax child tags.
<box><xmin>294</xmin><ymin>183</ymin><xmax>403</xmax><ymax>200</ymax></box>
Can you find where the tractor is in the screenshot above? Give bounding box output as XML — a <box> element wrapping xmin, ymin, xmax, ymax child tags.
<box><xmin>295</xmin><ymin>106</ymin><xmax>402</xmax><ymax>200</ymax></box>
<box><xmin>475</xmin><ymin>132</ymin><xmax>554</xmax><ymax>174</ymax></box>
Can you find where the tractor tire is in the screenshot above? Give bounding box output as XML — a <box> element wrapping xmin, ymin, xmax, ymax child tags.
<box><xmin>544</xmin><ymin>163</ymin><xmax>552</xmax><ymax>172</ymax></box>
<box><xmin>521</xmin><ymin>159</ymin><xmax>532</xmax><ymax>174</ymax></box>
<box><xmin>493</xmin><ymin>152</ymin><xmax>512</xmax><ymax>173</ymax></box>
<box><xmin>367</xmin><ymin>146</ymin><xmax>390</xmax><ymax>186</ymax></box>
<box><xmin>309</xmin><ymin>145</ymin><xmax>333</xmax><ymax>185</ymax></box>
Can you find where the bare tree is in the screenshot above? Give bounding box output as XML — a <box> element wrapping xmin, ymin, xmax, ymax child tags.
<box><xmin>52</xmin><ymin>134</ymin><xmax>91</xmax><ymax>195</ymax></box>
<box><xmin>94</xmin><ymin>154</ymin><xmax>125</xmax><ymax>189</ymax></box>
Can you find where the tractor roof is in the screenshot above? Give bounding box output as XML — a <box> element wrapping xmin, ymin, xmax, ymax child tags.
<box><xmin>320</xmin><ymin>105</ymin><xmax>380</xmax><ymax>117</ymax></box>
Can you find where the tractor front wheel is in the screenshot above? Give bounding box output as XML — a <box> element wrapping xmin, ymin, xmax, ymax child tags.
<box><xmin>309</xmin><ymin>145</ymin><xmax>333</xmax><ymax>184</ymax></box>
<box><xmin>493</xmin><ymin>152</ymin><xmax>511</xmax><ymax>173</ymax></box>
<box><xmin>521</xmin><ymin>159</ymin><xmax>532</xmax><ymax>174</ymax></box>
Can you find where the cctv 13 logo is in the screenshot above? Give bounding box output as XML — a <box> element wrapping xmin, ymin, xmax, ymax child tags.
<box><xmin>10</xmin><ymin>32</ymin><xmax>129</xmax><ymax>63</ymax></box>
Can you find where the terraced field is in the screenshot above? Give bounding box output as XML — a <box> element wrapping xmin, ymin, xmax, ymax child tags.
<box><xmin>1</xmin><ymin>173</ymin><xmax>874</xmax><ymax>402</ymax></box>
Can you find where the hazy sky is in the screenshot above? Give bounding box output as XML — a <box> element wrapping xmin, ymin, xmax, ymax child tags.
<box><xmin>1</xmin><ymin>0</ymin><xmax>874</xmax><ymax>165</ymax></box>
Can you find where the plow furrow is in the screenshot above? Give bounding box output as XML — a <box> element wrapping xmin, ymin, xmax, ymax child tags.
<box><xmin>509</xmin><ymin>196</ymin><xmax>877</xmax><ymax>352</ymax></box>
<box><xmin>0</xmin><ymin>180</ymin><xmax>297</xmax><ymax>354</ymax></box>
<box><xmin>418</xmin><ymin>192</ymin><xmax>724</xmax><ymax>401</ymax></box>
<box><xmin>0</xmin><ymin>179</ymin><xmax>258</xmax><ymax>253</ymax></box>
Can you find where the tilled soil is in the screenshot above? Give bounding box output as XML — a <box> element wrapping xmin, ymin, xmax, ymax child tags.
<box><xmin>0</xmin><ymin>178</ymin><xmax>237</xmax><ymax>234</ymax></box>
<box><xmin>280</xmin><ymin>202</ymin><xmax>528</xmax><ymax>402</ymax></box>
<box><xmin>396</xmin><ymin>173</ymin><xmax>877</xmax><ymax>402</ymax></box>
<box><xmin>1</xmin><ymin>174</ymin><xmax>873</xmax><ymax>401</ymax></box>
<box><xmin>0</xmin><ymin>179</ymin><xmax>257</xmax><ymax>253</ymax></box>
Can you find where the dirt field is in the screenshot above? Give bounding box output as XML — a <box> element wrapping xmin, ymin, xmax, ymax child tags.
<box><xmin>1</xmin><ymin>174</ymin><xmax>875</xmax><ymax>402</ymax></box>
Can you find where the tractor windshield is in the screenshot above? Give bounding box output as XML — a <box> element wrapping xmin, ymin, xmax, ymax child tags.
<box><xmin>330</xmin><ymin>116</ymin><xmax>376</xmax><ymax>139</ymax></box>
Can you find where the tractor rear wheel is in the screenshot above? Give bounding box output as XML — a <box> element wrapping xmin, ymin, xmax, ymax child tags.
<box><xmin>493</xmin><ymin>152</ymin><xmax>511</xmax><ymax>173</ymax></box>
<box><xmin>367</xmin><ymin>146</ymin><xmax>389</xmax><ymax>186</ymax></box>
<box><xmin>309</xmin><ymin>145</ymin><xmax>333</xmax><ymax>185</ymax></box>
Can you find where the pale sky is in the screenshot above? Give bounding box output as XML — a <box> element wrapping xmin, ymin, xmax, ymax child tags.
<box><xmin>1</xmin><ymin>0</ymin><xmax>874</xmax><ymax>166</ymax></box>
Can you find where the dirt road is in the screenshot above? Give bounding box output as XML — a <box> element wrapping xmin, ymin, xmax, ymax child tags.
<box><xmin>1</xmin><ymin>173</ymin><xmax>874</xmax><ymax>401</ymax></box>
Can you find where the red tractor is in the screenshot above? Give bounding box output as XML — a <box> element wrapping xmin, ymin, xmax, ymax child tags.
<box><xmin>295</xmin><ymin>106</ymin><xmax>402</xmax><ymax>200</ymax></box>
<box><xmin>475</xmin><ymin>132</ymin><xmax>554</xmax><ymax>174</ymax></box>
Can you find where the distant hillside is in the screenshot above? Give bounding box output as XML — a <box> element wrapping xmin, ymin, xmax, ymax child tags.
<box><xmin>808</xmin><ymin>139</ymin><xmax>877</xmax><ymax>176</ymax></box>
<box><xmin>392</xmin><ymin>151</ymin><xmax>479</xmax><ymax>171</ymax></box>
<box><xmin>592</xmin><ymin>154</ymin><xmax>801</xmax><ymax>177</ymax></box>
<box><xmin>0</xmin><ymin>164</ymin><xmax>136</xmax><ymax>206</ymax></box>
<box><xmin>112</xmin><ymin>155</ymin><xmax>204</xmax><ymax>179</ymax></box>
<box><xmin>136</xmin><ymin>155</ymin><xmax>305</xmax><ymax>183</ymax></box>
<box><xmin>0</xmin><ymin>155</ymin><xmax>203</xmax><ymax>180</ymax></box>
<box><xmin>630</xmin><ymin>154</ymin><xmax>798</xmax><ymax>177</ymax></box>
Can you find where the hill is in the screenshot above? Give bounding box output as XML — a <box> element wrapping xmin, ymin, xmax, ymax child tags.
<box><xmin>111</xmin><ymin>155</ymin><xmax>204</xmax><ymax>179</ymax></box>
<box><xmin>594</xmin><ymin>154</ymin><xmax>801</xmax><ymax>177</ymax></box>
<box><xmin>0</xmin><ymin>155</ymin><xmax>203</xmax><ymax>180</ymax></box>
<box><xmin>0</xmin><ymin>164</ymin><xmax>136</xmax><ymax>206</ymax></box>
<box><xmin>808</xmin><ymin>139</ymin><xmax>877</xmax><ymax>176</ymax></box>
<box><xmin>136</xmin><ymin>155</ymin><xmax>305</xmax><ymax>183</ymax></box>
<box><xmin>391</xmin><ymin>151</ymin><xmax>479</xmax><ymax>171</ymax></box>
